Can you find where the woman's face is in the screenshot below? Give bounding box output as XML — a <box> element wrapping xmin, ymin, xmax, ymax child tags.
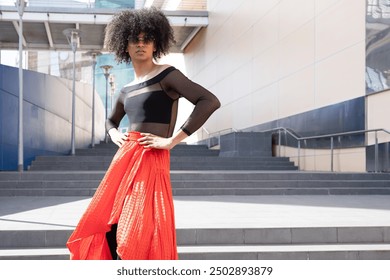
<box><xmin>127</xmin><ymin>33</ymin><xmax>156</xmax><ymax>62</ymax></box>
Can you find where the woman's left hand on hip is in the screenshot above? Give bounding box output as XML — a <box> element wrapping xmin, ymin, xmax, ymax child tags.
<box><xmin>138</xmin><ymin>133</ymin><xmax>173</xmax><ymax>150</ymax></box>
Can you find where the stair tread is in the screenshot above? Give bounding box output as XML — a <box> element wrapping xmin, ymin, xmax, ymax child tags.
<box><xmin>0</xmin><ymin>248</ymin><xmax>69</xmax><ymax>256</ymax></box>
<box><xmin>1</xmin><ymin>243</ymin><xmax>390</xmax><ymax>257</ymax></box>
<box><xmin>3</xmin><ymin>178</ymin><xmax>390</xmax><ymax>182</ymax></box>
<box><xmin>4</xmin><ymin>170</ymin><xmax>390</xmax><ymax>176</ymax></box>
<box><xmin>180</xmin><ymin>243</ymin><xmax>390</xmax><ymax>253</ymax></box>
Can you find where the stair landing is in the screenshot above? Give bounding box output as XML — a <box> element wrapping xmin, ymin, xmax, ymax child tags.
<box><xmin>1</xmin><ymin>195</ymin><xmax>390</xmax><ymax>259</ymax></box>
<box><xmin>1</xmin><ymin>195</ymin><xmax>390</xmax><ymax>231</ymax></box>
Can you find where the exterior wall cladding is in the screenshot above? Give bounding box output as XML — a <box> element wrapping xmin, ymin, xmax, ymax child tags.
<box><xmin>183</xmin><ymin>0</ymin><xmax>390</xmax><ymax>172</ymax></box>
<box><xmin>0</xmin><ymin>64</ymin><xmax>106</xmax><ymax>170</ymax></box>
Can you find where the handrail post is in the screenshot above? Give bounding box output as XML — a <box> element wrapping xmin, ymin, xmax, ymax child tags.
<box><xmin>284</xmin><ymin>130</ymin><xmax>288</xmax><ymax>150</ymax></box>
<box><xmin>386</xmin><ymin>142</ymin><xmax>389</xmax><ymax>172</ymax></box>
<box><xmin>278</xmin><ymin>129</ymin><xmax>281</xmax><ymax>156</ymax></box>
<box><xmin>297</xmin><ymin>140</ymin><xmax>301</xmax><ymax>170</ymax></box>
<box><xmin>202</xmin><ymin>127</ymin><xmax>210</xmax><ymax>148</ymax></box>
<box><xmin>330</xmin><ymin>137</ymin><xmax>334</xmax><ymax>172</ymax></box>
<box><xmin>375</xmin><ymin>131</ymin><xmax>379</xmax><ymax>173</ymax></box>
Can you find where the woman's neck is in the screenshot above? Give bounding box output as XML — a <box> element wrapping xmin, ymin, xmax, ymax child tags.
<box><xmin>132</xmin><ymin>61</ymin><xmax>157</xmax><ymax>82</ymax></box>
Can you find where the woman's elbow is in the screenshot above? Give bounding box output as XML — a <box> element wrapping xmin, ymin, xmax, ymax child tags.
<box><xmin>213</xmin><ymin>96</ymin><xmax>221</xmax><ymax>111</ymax></box>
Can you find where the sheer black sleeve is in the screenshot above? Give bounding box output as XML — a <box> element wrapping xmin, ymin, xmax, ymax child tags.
<box><xmin>160</xmin><ymin>69</ymin><xmax>220</xmax><ymax>136</ymax></box>
<box><xmin>105</xmin><ymin>93</ymin><xmax>126</xmax><ymax>133</ymax></box>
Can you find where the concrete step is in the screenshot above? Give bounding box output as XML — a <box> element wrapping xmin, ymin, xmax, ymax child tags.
<box><xmin>29</xmin><ymin>140</ymin><xmax>296</xmax><ymax>172</ymax></box>
<box><xmin>28</xmin><ymin>163</ymin><xmax>297</xmax><ymax>171</ymax></box>
<box><xmin>1</xmin><ymin>171</ymin><xmax>390</xmax><ymax>196</ymax></box>
<box><xmin>75</xmin><ymin>145</ymin><xmax>216</xmax><ymax>153</ymax></box>
<box><xmin>73</xmin><ymin>151</ymin><xmax>221</xmax><ymax>156</ymax></box>
<box><xmin>172</xmin><ymin>187</ymin><xmax>390</xmax><ymax>196</ymax></box>
<box><xmin>33</xmin><ymin>155</ymin><xmax>291</xmax><ymax>163</ymax></box>
<box><xmin>1</xmin><ymin>227</ymin><xmax>389</xmax><ymax>249</ymax></box>
<box><xmin>75</xmin><ymin>144</ymin><xmax>219</xmax><ymax>157</ymax></box>
<box><xmin>0</xmin><ymin>248</ymin><xmax>69</xmax><ymax>260</ymax></box>
<box><xmin>2</xmin><ymin>179</ymin><xmax>390</xmax><ymax>189</ymax></box>
<box><xmin>0</xmin><ymin>226</ymin><xmax>389</xmax><ymax>260</ymax></box>
<box><xmin>1</xmin><ymin>243</ymin><xmax>390</xmax><ymax>260</ymax></box>
<box><xmin>179</xmin><ymin>243</ymin><xmax>390</xmax><ymax>260</ymax></box>
<box><xmin>90</xmin><ymin>143</ymin><xmax>210</xmax><ymax>150</ymax></box>
<box><xmin>29</xmin><ymin>156</ymin><xmax>296</xmax><ymax>170</ymax></box>
<box><xmin>2</xmin><ymin>187</ymin><xmax>390</xmax><ymax>196</ymax></box>
<box><xmin>1</xmin><ymin>180</ymin><xmax>390</xmax><ymax>196</ymax></box>
<box><xmin>3</xmin><ymin>170</ymin><xmax>390</xmax><ymax>181</ymax></box>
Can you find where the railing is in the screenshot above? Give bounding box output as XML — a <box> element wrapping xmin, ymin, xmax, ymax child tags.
<box><xmin>0</xmin><ymin>0</ymin><xmax>208</xmax><ymax>10</ymax></box>
<box><xmin>261</xmin><ymin>127</ymin><xmax>390</xmax><ymax>172</ymax></box>
<box><xmin>0</xmin><ymin>0</ymin><xmax>95</xmax><ymax>8</ymax></box>
<box><xmin>202</xmin><ymin>127</ymin><xmax>238</xmax><ymax>148</ymax></box>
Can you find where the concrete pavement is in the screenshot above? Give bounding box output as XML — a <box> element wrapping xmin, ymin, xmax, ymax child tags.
<box><xmin>1</xmin><ymin>195</ymin><xmax>390</xmax><ymax>231</ymax></box>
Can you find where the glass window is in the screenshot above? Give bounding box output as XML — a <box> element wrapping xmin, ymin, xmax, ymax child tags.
<box><xmin>366</xmin><ymin>0</ymin><xmax>390</xmax><ymax>94</ymax></box>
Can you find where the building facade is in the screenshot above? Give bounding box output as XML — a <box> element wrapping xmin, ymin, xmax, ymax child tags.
<box><xmin>183</xmin><ymin>0</ymin><xmax>390</xmax><ymax>172</ymax></box>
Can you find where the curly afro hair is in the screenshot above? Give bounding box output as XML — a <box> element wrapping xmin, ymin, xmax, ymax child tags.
<box><xmin>104</xmin><ymin>7</ymin><xmax>175</xmax><ymax>64</ymax></box>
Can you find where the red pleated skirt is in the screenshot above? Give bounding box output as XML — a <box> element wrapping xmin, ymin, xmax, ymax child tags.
<box><xmin>66</xmin><ymin>131</ymin><xmax>178</xmax><ymax>260</ymax></box>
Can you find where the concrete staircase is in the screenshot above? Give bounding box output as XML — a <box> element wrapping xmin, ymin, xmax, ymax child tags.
<box><xmin>0</xmin><ymin>140</ymin><xmax>385</xmax><ymax>196</ymax></box>
<box><xmin>27</xmin><ymin>142</ymin><xmax>297</xmax><ymax>171</ymax></box>
<box><xmin>1</xmin><ymin>227</ymin><xmax>389</xmax><ymax>260</ymax></box>
<box><xmin>1</xmin><ymin>170</ymin><xmax>390</xmax><ymax>196</ymax></box>
<box><xmin>1</xmin><ymin>134</ymin><xmax>390</xmax><ymax>260</ymax></box>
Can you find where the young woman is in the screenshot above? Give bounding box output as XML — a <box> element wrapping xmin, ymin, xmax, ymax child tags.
<box><xmin>66</xmin><ymin>7</ymin><xmax>220</xmax><ymax>260</ymax></box>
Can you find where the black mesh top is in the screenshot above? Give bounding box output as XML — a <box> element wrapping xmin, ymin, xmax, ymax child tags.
<box><xmin>105</xmin><ymin>66</ymin><xmax>220</xmax><ymax>137</ymax></box>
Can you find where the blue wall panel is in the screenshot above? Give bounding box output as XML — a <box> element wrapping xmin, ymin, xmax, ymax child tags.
<box><xmin>0</xmin><ymin>64</ymin><xmax>105</xmax><ymax>170</ymax></box>
<box><xmin>243</xmin><ymin>97</ymin><xmax>366</xmax><ymax>149</ymax></box>
<box><xmin>0</xmin><ymin>79</ymin><xmax>18</xmax><ymax>170</ymax></box>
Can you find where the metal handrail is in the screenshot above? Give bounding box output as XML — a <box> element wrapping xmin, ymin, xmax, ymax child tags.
<box><xmin>262</xmin><ymin>127</ymin><xmax>390</xmax><ymax>172</ymax></box>
<box><xmin>202</xmin><ymin>127</ymin><xmax>238</xmax><ymax>148</ymax></box>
